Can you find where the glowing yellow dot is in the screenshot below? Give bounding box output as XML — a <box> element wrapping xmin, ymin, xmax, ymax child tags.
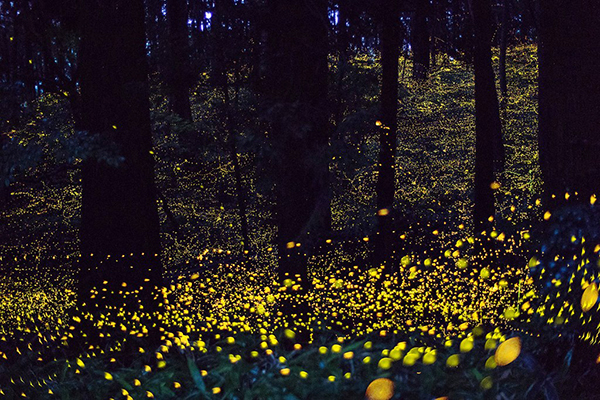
<box><xmin>480</xmin><ymin>376</ymin><xmax>493</xmax><ymax>390</ymax></box>
<box><xmin>402</xmin><ymin>354</ymin><xmax>417</xmax><ymax>366</ymax></box>
<box><xmin>284</xmin><ymin>329</ymin><xmax>295</xmax><ymax>339</ymax></box>
<box><xmin>485</xmin><ymin>355</ymin><xmax>497</xmax><ymax>369</ymax></box>
<box><xmin>460</xmin><ymin>338</ymin><xmax>474</xmax><ymax>353</ymax></box>
<box><xmin>581</xmin><ymin>283</ymin><xmax>598</xmax><ymax>312</ymax></box>
<box><xmin>484</xmin><ymin>339</ymin><xmax>497</xmax><ymax>350</ymax></box>
<box><xmin>446</xmin><ymin>354</ymin><xmax>460</xmax><ymax>367</ymax></box>
<box><xmin>378</xmin><ymin>357</ymin><xmax>393</xmax><ymax>370</ymax></box>
<box><xmin>365</xmin><ymin>378</ymin><xmax>394</xmax><ymax>400</ymax></box>
<box><xmin>422</xmin><ymin>351</ymin><xmax>436</xmax><ymax>365</ymax></box>
<box><xmin>494</xmin><ymin>337</ymin><xmax>521</xmax><ymax>366</ymax></box>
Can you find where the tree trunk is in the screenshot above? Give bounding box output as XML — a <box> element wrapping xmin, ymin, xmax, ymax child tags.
<box><xmin>469</xmin><ymin>0</ymin><xmax>504</xmax><ymax>233</ymax></box>
<box><xmin>498</xmin><ymin>0</ymin><xmax>509</xmax><ymax>98</ymax></box>
<box><xmin>78</xmin><ymin>0</ymin><xmax>162</xmax><ymax>307</ymax></box>
<box><xmin>335</xmin><ymin>1</ymin><xmax>350</xmax><ymax>129</ymax></box>
<box><xmin>430</xmin><ymin>0</ymin><xmax>437</xmax><ymax>69</ymax></box>
<box><xmin>375</xmin><ymin>0</ymin><xmax>400</xmax><ymax>267</ymax></box>
<box><xmin>412</xmin><ymin>0</ymin><xmax>430</xmax><ymax>80</ymax></box>
<box><xmin>266</xmin><ymin>0</ymin><xmax>330</xmax><ymax>282</ymax></box>
<box><xmin>166</xmin><ymin>0</ymin><xmax>193</xmax><ymax>121</ymax></box>
<box><xmin>213</xmin><ymin>0</ymin><xmax>251</xmax><ymax>252</ymax></box>
<box><xmin>538</xmin><ymin>0</ymin><xmax>600</xmax><ymax>203</ymax></box>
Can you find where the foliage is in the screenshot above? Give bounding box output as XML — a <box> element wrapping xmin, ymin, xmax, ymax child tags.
<box><xmin>529</xmin><ymin>202</ymin><xmax>600</xmax><ymax>344</ymax></box>
<box><xmin>1</xmin><ymin>44</ymin><xmax>598</xmax><ymax>399</ymax></box>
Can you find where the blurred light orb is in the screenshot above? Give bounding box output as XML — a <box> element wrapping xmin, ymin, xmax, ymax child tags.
<box><xmin>365</xmin><ymin>378</ymin><xmax>394</xmax><ymax>400</ymax></box>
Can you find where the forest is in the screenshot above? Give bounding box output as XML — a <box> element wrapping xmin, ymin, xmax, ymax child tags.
<box><xmin>0</xmin><ymin>0</ymin><xmax>599</xmax><ymax>398</ymax></box>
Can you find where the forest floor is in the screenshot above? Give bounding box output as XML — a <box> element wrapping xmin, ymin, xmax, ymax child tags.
<box><xmin>0</xmin><ymin>45</ymin><xmax>599</xmax><ymax>399</ymax></box>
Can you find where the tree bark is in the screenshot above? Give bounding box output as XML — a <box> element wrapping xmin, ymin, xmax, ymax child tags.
<box><xmin>469</xmin><ymin>0</ymin><xmax>504</xmax><ymax>233</ymax></box>
<box><xmin>78</xmin><ymin>0</ymin><xmax>162</xmax><ymax>306</ymax></box>
<box><xmin>498</xmin><ymin>0</ymin><xmax>509</xmax><ymax>98</ymax></box>
<box><xmin>166</xmin><ymin>0</ymin><xmax>193</xmax><ymax>121</ymax></box>
<box><xmin>430</xmin><ymin>0</ymin><xmax>437</xmax><ymax>69</ymax></box>
<box><xmin>213</xmin><ymin>0</ymin><xmax>251</xmax><ymax>252</ymax></box>
<box><xmin>266</xmin><ymin>0</ymin><xmax>331</xmax><ymax>282</ymax></box>
<box><xmin>334</xmin><ymin>1</ymin><xmax>350</xmax><ymax>129</ymax></box>
<box><xmin>538</xmin><ymin>0</ymin><xmax>600</xmax><ymax>202</ymax></box>
<box><xmin>412</xmin><ymin>0</ymin><xmax>430</xmax><ymax>80</ymax></box>
<box><xmin>375</xmin><ymin>0</ymin><xmax>400</xmax><ymax>267</ymax></box>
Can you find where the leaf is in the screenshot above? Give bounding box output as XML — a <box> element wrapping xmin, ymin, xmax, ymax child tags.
<box><xmin>115</xmin><ymin>376</ymin><xmax>133</xmax><ymax>392</ymax></box>
<box><xmin>542</xmin><ymin>381</ymin><xmax>560</xmax><ymax>400</ymax></box>
<box><xmin>186</xmin><ymin>356</ymin><xmax>207</xmax><ymax>395</ymax></box>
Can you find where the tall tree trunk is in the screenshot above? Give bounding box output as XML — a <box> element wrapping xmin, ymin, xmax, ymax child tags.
<box><xmin>413</xmin><ymin>0</ymin><xmax>430</xmax><ymax>80</ymax></box>
<box><xmin>375</xmin><ymin>0</ymin><xmax>400</xmax><ymax>267</ymax></box>
<box><xmin>498</xmin><ymin>0</ymin><xmax>509</xmax><ymax>98</ymax></box>
<box><xmin>430</xmin><ymin>0</ymin><xmax>437</xmax><ymax>69</ymax></box>
<box><xmin>335</xmin><ymin>1</ymin><xmax>350</xmax><ymax>129</ymax></box>
<box><xmin>470</xmin><ymin>0</ymin><xmax>504</xmax><ymax>233</ymax></box>
<box><xmin>20</xmin><ymin>12</ymin><xmax>36</xmax><ymax>100</ymax></box>
<box><xmin>78</xmin><ymin>0</ymin><xmax>162</xmax><ymax>307</ymax></box>
<box><xmin>538</xmin><ymin>0</ymin><xmax>600</xmax><ymax>203</ymax></box>
<box><xmin>213</xmin><ymin>0</ymin><xmax>251</xmax><ymax>252</ymax></box>
<box><xmin>166</xmin><ymin>0</ymin><xmax>193</xmax><ymax>120</ymax></box>
<box><xmin>266</xmin><ymin>0</ymin><xmax>330</xmax><ymax>282</ymax></box>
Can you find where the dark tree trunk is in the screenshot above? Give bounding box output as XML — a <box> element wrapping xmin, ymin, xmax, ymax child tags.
<box><xmin>335</xmin><ymin>1</ymin><xmax>350</xmax><ymax>129</ymax></box>
<box><xmin>470</xmin><ymin>0</ymin><xmax>504</xmax><ymax>233</ymax></box>
<box><xmin>375</xmin><ymin>0</ymin><xmax>400</xmax><ymax>267</ymax></box>
<box><xmin>413</xmin><ymin>0</ymin><xmax>430</xmax><ymax>80</ymax></box>
<box><xmin>498</xmin><ymin>0</ymin><xmax>509</xmax><ymax>98</ymax></box>
<box><xmin>166</xmin><ymin>0</ymin><xmax>193</xmax><ymax>120</ymax></box>
<box><xmin>78</xmin><ymin>0</ymin><xmax>162</xmax><ymax>306</ymax></box>
<box><xmin>20</xmin><ymin>13</ymin><xmax>36</xmax><ymax>100</ymax></box>
<box><xmin>538</xmin><ymin>0</ymin><xmax>600</xmax><ymax>203</ymax></box>
<box><xmin>266</xmin><ymin>0</ymin><xmax>330</xmax><ymax>282</ymax></box>
<box><xmin>213</xmin><ymin>0</ymin><xmax>251</xmax><ymax>252</ymax></box>
<box><xmin>430</xmin><ymin>0</ymin><xmax>437</xmax><ymax>69</ymax></box>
